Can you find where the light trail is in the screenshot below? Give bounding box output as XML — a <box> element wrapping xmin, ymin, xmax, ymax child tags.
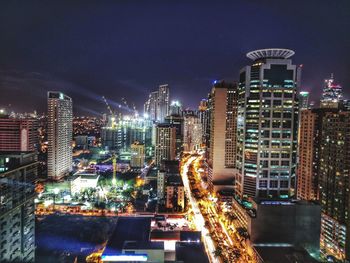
<box><xmin>181</xmin><ymin>156</ymin><xmax>219</xmax><ymax>263</ymax></box>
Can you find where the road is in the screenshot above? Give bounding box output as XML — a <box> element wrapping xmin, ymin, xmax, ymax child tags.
<box><xmin>181</xmin><ymin>156</ymin><xmax>220</xmax><ymax>263</ymax></box>
<box><xmin>181</xmin><ymin>153</ymin><xmax>255</xmax><ymax>263</ymax></box>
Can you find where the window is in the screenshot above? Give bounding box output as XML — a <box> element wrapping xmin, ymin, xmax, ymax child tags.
<box><xmin>273</xmin><ymin>111</ymin><xmax>282</xmax><ymax>118</ymax></box>
<box><xmin>259</xmin><ymin>180</ymin><xmax>268</xmax><ymax>187</ymax></box>
<box><xmin>262</xmin><ymin>120</ymin><xmax>270</xmax><ymax>128</ymax></box>
<box><xmin>281</xmin><ymin>160</ymin><xmax>289</xmax><ymax>166</ymax></box>
<box><xmin>281</xmin><ymin>153</ymin><xmax>290</xmax><ymax>158</ymax></box>
<box><xmin>271</xmin><ymin>160</ymin><xmax>279</xmax><ymax>166</ymax></box>
<box><xmin>282</xmin><ymin>120</ymin><xmax>291</xmax><ymax>128</ymax></box>
<box><xmin>280</xmin><ymin>181</ymin><xmax>289</xmax><ymax>188</ymax></box>
<box><xmin>271</xmin><ymin>153</ymin><xmax>279</xmax><ymax>158</ymax></box>
<box><xmin>272</xmin><ymin>121</ymin><xmax>281</xmax><ymax>128</ymax></box>
<box><xmin>273</xmin><ymin>100</ymin><xmax>282</xmax><ymax>106</ymax></box>
<box><xmin>270</xmin><ymin>181</ymin><xmax>278</xmax><ymax>188</ymax></box>
<box><xmin>262</xmin><ymin>110</ymin><xmax>270</xmax><ymax>117</ymax></box>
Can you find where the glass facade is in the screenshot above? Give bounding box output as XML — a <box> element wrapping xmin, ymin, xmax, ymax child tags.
<box><xmin>235</xmin><ymin>54</ymin><xmax>299</xmax><ymax>199</ymax></box>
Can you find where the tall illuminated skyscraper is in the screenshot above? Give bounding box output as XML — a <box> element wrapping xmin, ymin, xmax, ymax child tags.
<box><xmin>144</xmin><ymin>91</ymin><xmax>158</xmax><ymax>121</ymax></box>
<box><xmin>208</xmin><ymin>81</ymin><xmax>238</xmax><ymax>191</ymax></box>
<box><xmin>320</xmin><ymin>74</ymin><xmax>343</xmax><ymax>108</ymax></box>
<box><xmin>157</xmin><ymin>84</ymin><xmax>170</xmax><ymax>122</ymax></box>
<box><xmin>234</xmin><ymin>48</ymin><xmax>299</xmax><ymax>199</ymax></box>
<box><xmin>299</xmin><ymin>91</ymin><xmax>310</xmax><ymax>109</ymax></box>
<box><xmin>183</xmin><ymin>114</ymin><xmax>202</xmax><ymax>152</ymax></box>
<box><xmin>47</xmin><ymin>91</ymin><xmax>73</xmax><ymax>180</ymax></box>
<box><xmin>154</xmin><ymin>124</ymin><xmax>176</xmax><ymax>166</ymax></box>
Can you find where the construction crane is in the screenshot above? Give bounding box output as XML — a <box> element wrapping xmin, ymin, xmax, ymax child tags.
<box><xmin>121</xmin><ymin>97</ymin><xmax>138</xmax><ymax>116</ymax></box>
<box><xmin>102</xmin><ymin>96</ymin><xmax>117</xmax><ymax>128</ymax></box>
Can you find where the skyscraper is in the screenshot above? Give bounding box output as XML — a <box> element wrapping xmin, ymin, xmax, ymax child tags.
<box><xmin>297</xmin><ymin>106</ymin><xmax>350</xmax><ymax>261</ymax></box>
<box><xmin>183</xmin><ymin>114</ymin><xmax>202</xmax><ymax>152</ymax></box>
<box><xmin>47</xmin><ymin>91</ymin><xmax>73</xmax><ymax>180</ymax></box>
<box><xmin>320</xmin><ymin>74</ymin><xmax>343</xmax><ymax>108</ymax></box>
<box><xmin>0</xmin><ymin>116</ymin><xmax>38</xmax><ymax>152</ymax></box>
<box><xmin>299</xmin><ymin>91</ymin><xmax>310</xmax><ymax>109</ymax></box>
<box><xmin>0</xmin><ymin>152</ymin><xmax>37</xmax><ymax>262</ymax></box>
<box><xmin>199</xmin><ymin>97</ymin><xmax>212</xmax><ymax>159</ymax></box>
<box><xmin>234</xmin><ymin>48</ymin><xmax>299</xmax><ymax>199</ymax></box>
<box><xmin>154</xmin><ymin>124</ymin><xmax>176</xmax><ymax>166</ymax></box>
<box><xmin>157</xmin><ymin>84</ymin><xmax>170</xmax><ymax>122</ymax></box>
<box><xmin>169</xmin><ymin>100</ymin><xmax>182</xmax><ymax>116</ymax></box>
<box><xmin>208</xmin><ymin>81</ymin><xmax>238</xmax><ymax>191</ymax></box>
<box><xmin>130</xmin><ymin>141</ymin><xmax>145</xmax><ymax>168</ymax></box>
<box><xmin>318</xmin><ymin>111</ymin><xmax>350</xmax><ymax>261</ymax></box>
<box><xmin>144</xmin><ymin>91</ymin><xmax>159</xmax><ymax>121</ymax></box>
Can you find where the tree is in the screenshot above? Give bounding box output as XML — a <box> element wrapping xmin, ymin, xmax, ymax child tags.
<box><xmin>213</xmin><ymin>247</ymin><xmax>223</xmax><ymax>258</ymax></box>
<box><xmin>236</xmin><ymin>227</ymin><xmax>249</xmax><ymax>240</ymax></box>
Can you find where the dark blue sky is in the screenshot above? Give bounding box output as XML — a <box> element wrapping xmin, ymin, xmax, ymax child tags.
<box><xmin>0</xmin><ymin>0</ymin><xmax>349</xmax><ymax>115</ymax></box>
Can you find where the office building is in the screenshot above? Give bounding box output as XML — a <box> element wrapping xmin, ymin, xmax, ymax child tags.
<box><xmin>130</xmin><ymin>141</ymin><xmax>145</xmax><ymax>168</ymax></box>
<box><xmin>183</xmin><ymin>114</ymin><xmax>202</xmax><ymax>152</ymax></box>
<box><xmin>165</xmin><ymin>175</ymin><xmax>185</xmax><ymax>211</ymax></box>
<box><xmin>0</xmin><ymin>117</ymin><xmax>38</xmax><ymax>152</ymax></box>
<box><xmin>234</xmin><ymin>48</ymin><xmax>299</xmax><ymax>199</ymax></box>
<box><xmin>208</xmin><ymin>81</ymin><xmax>238</xmax><ymax>191</ymax></box>
<box><xmin>157</xmin><ymin>160</ymin><xmax>180</xmax><ymax>203</ymax></box>
<box><xmin>164</xmin><ymin>115</ymin><xmax>184</xmax><ymax>156</ymax></box>
<box><xmin>198</xmin><ymin>99</ymin><xmax>210</xmax><ymax>146</ymax></box>
<box><xmin>299</xmin><ymin>91</ymin><xmax>310</xmax><ymax>109</ymax></box>
<box><xmin>47</xmin><ymin>91</ymin><xmax>73</xmax><ymax>180</ymax></box>
<box><xmin>157</xmin><ymin>84</ymin><xmax>170</xmax><ymax>122</ymax></box>
<box><xmin>154</xmin><ymin>124</ymin><xmax>176</xmax><ymax>166</ymax></box>
<box><xmin>318</xmin><ymin>111</ymin><xmax>350</xmax><ymax>261</ymax></box>
<box><xmin>0</xmin><ymin>152</ymin><xmax>37</xmax><ymax>262</ymax></box>
<box><xmin>320</xmin><ymin>74</ymin><xmax>343</xmax><ymax>108</ymax></box>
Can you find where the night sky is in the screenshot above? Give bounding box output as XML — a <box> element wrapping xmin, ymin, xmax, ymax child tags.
<box><xmin>0</xmin><ymin>0</ymin><xmax>349</xmax><ymax>115</ymax></box>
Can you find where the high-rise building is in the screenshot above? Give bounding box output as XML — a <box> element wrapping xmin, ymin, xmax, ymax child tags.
<box><xmin>164</xmin><ymin>115</ymin><xmax>184</xmax><ymax>156</ymax></box>
<box><xmin>299</xmin><ymin>91</ymin><xmax>310</xmax><ymax>109</ymax></box>
<box><xmin>154</xmin><ymin>124</ymin><xmax>176</xmax><ymax>166</ymax></box>
<box><xmin>183</xmin><ymin>114</ymin><xmax>202</xmax><ymax>152</ymax></box>
<box><xmin>47</xmin><ymin>91</ymin><xmax>73</xmax><ymax>180</ymax></box>
<box><xmin>320</xmin><ymin>74</ymin><xmax>343</xmax><ymax>108</ymax></box>
<box><xmin>144</xmin><ymin>84</ymin><xmax>170</xmax><ymax>123</ymax></box>
<box><xmin>130</xmin><ymin>141</ymin><xmax>145</xmax><ymax>168</ymax></box>
<box><xmin>169</xmin><ymin>100</ymin><xmax>182</xmax><ymax>116</ymax></box>
<box><xmin>157</xmin><ymin>84</ymin><xmax>170</xmax><ymax>122</ymax></box>
<box><xmin>234</xmin><ymin>48</ymin><xmax>299</xmax><ymax>199</ymax></box>
<box><xmin>198</xmin><ymin>99</ymin><xmax>211</xmax><ymax>148</ymax></box>
<box><xmin>208</xmin><ymin>81</ymin><xmax>238</xmax><ymax>191</ymax></box>
<box><xmin>144</xmin><ymin>91</ymin><xmax>159</xmax><ymax>121</ymax></box>
<box><xmin>318</xmin><ymin>111</ymin><xmax>350</xmax><ymax>261</ymax></box>
<box><xmin>101</xmin><ymin>115</ymin><xmax>153</xmax><ymax>156</ymax></box>
<box><xmin>0</xmin><ymin>152</ymin><xmax>37</xmax><ymax>262</ymax></box>
<box><xmin>0</xmin><ymin>116</ymin><xmax>38</xmax><ymax>152</ymax></box>
<box><xmin>165</xmin><ymin>175</ymin><xmax>185</xmax><ymax>211</ymax></box>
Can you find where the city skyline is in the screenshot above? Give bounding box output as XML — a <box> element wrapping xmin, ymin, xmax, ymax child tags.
<box><xmin>1</xmin><ymin>2</ymin><xmax>350</xmax><ymax>262</ymax></box>
<box><xmin>0</xmin><ymin>0</ymin><xmax>350</xmax><ymax>115</ymax></box>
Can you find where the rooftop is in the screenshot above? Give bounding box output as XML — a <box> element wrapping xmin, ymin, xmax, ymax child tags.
<box><xmin>103</xmin><ymin>217</ymin><xmax>152</xmax><ymax>255</ymax></box>
<box><xmin>246</xmin><ymin>48</ymin><xmax>295</xmax><ymax>61</ymax></box>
